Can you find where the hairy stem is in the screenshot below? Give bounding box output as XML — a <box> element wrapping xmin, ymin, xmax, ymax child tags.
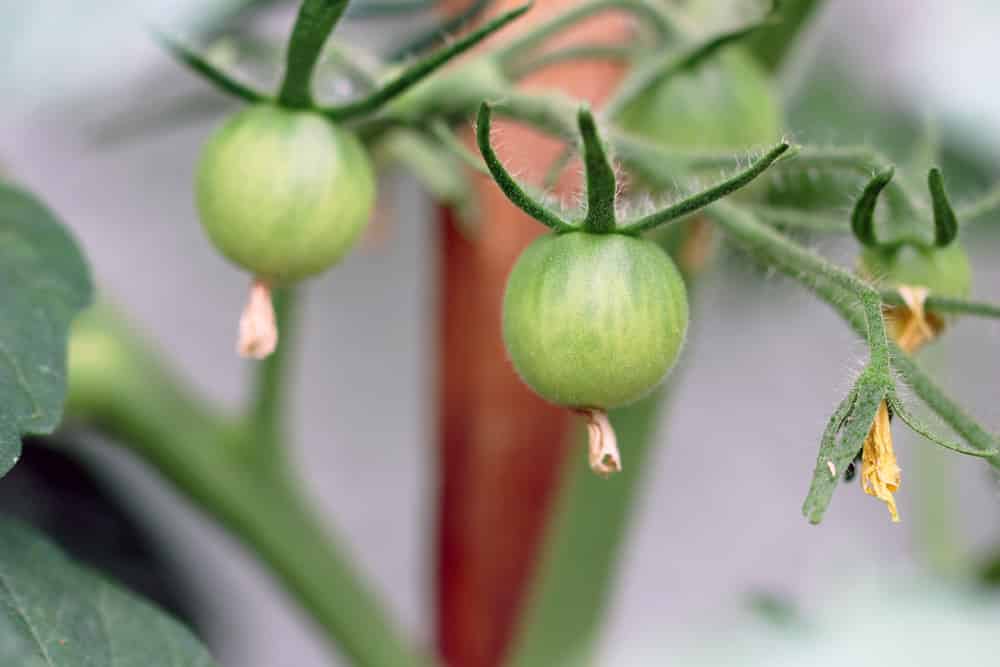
<box><xmin>495</xmin><ymin>0</ymin><xmax>676</xmax><ymax>68</ymax></box>
<box><xmin>324</xmin><ymin>4</ymin><xmax>530</xmax><ymax>121</ymax></box>
<box><xmin>278</xmin><ymin>0</ymin><xmax>352</xmax><ymax>108</ymax></box>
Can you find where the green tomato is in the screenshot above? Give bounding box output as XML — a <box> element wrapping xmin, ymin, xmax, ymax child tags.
<box><xmin>616</xmin><ymin>50</ymin><xmax>782</xmax><ymax>153</ymax></box>
<box><xmin>196</xmin><ymin>104</ymin><xmax>375</xmax><ymax>284</ymax></box>
<box><xmin>859</xmin><ymin>242</ymin><xmax>972</xmax><ymax>298</ymax></box>
<box><xmin>503</xmin><ymin>232</ymin><xmax>689</xmax><ymax>409</ymax></box>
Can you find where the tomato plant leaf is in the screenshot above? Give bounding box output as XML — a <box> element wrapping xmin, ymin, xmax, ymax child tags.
<box><xmin>802</xmin><ymin>370</ymin><xmax>884</xmax><ymax>524</ymax></box>
<box><xmin>0</xmin><ymin>183</ymin><xmax>92</xmax><ymax>479</ymax></box>
<box><xmin>0</xmin><ymin>518</ymin><xmax>217</xmax><ymax>666</ymax></box>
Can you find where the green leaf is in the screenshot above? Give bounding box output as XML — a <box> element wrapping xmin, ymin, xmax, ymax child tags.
<box><xmin>802</xmin><ymin>371</ymin><xmax>884</xmax><ymax>524</ymax></box>
<box><xmin>0</xmin><ymin>183</ymin><xmax>92</xmax><ymax>479</ymax></box>
<box><xmin>0</xmin><ymin>518</ymin><xmax>217</xmax><ymax>666</ymax></box>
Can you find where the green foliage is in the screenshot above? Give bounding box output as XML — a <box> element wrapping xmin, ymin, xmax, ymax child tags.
<box><xmin>0</xmin><ymin>518</ymin><xmax>217</xmax><ymax>666</ymax></box>
<box><xmin>0</xmin><ymin>183</ymin><xmax>92</xmax><ymax>479</ymax></box>
<box><xmin>8</xmin><ymin>1</ymin><xmax>1000</xmax><ymax>666</ymax></box>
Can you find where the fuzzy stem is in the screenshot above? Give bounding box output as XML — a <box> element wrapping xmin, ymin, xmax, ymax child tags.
<box><xmin>879</xmin><ymin>292</ymin><xmax>1000</xmax><ymax>319</ymax></box>
<box><xmin>323</xmin><ymin>4</ymin><xmax>531</xmax><ymax>122</ymax></box>
<box><xmin>509</xmin><ymin>43</ymin><xmax>639</xmax><ymax>79</ymax></box>
<box><xmin>387</xmin><ymin>0</ymin><xmax>493</xmax><ymax>61</ymax></box>
<box><xmin>278</xmin><ymin>0</ymin><xmax>351</xmax><ymax>108</ymax></box>
<box><xmin>154</xmin><ymin>30</ymin><xmax>269</xmax><ymax>103</ymax></box>
<box><xmin>711</xmin><ymin>204</ymin><xmax>998</xmax><ymax>464</ymax></box>
<box><xmin>957</xmin><ymin>183</ymin><xmax>1000</xmax><ymax>223</ymax></box>
<box><xmin>495</xmin><ymin>0</ymin><xmax>675</xmax><ymax>68</ymax></box>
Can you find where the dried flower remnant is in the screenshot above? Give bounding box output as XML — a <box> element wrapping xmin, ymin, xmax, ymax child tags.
<box><xmin>577</xmin><ymin>409</ymin><xmax>621</xmax><ymax>477</ymax></box>
<box><xmin>859</xmin><ymin>285</ymin><xmax>942</xmax><ymax>522</ymax></box>
<box><xmin>238</xmin><ymin>279</ymin><xmax>277</xmax><ymax>359</ymax></box>
<box><xmin>861</xmin><ymin>401</ymin><xmax>901</xmax><ymax>522</ymax></box>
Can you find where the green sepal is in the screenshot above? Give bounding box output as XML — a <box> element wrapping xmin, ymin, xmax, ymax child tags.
<box><xmin>620</xmin><ymin>142</ymin><xmax>790</xmax><ymax>235</ymax></box>
<box><xmin>476</xmin><ymin>103</ymin><xmax>576</xmax><ymax>233</ymax></box>
<box><xmin>850</xmin><ymin>166</ymin><xmax>894</xmax><ymax>247</ymax></box>
<box><xmin>578</xmin><ymin>106</ymin><xmax>617</xmax><ymax>233</ymax></box>
<box><xmin>928</xmin><ymin>168</ymin><xmax>959</xmax><ymax>247</ymax></box>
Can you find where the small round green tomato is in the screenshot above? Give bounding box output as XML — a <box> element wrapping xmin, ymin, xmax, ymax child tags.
<box><xmin>859</xmin><ymin>242</ymin><xmax>972</xmax><ymax>298</ymax></box>
<box><xmin>196</xmin><ymin>104</ymin><xmax>375</xmax><ymax>284</ymax></box>
<box><xmin>616</xmin><ymin>50</ymin><xmax>781</xmax><ymax>153</ymax></box>
<box><xmin>503</xmin><ymin>232</ymin><xmax>689</xmax><ymax>410</ymax></box>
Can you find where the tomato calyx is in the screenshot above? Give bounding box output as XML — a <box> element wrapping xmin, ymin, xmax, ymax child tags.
<box><xmin>476</xmin><ymin>102</ymin><xmax>789</xmax><ymax>238</ymax></box>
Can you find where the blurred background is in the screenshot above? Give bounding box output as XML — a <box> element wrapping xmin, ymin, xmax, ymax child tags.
<box><xmin>2</xmin><ymin>1</ymin><xmax>999</xmax><ymax>665</ymax></box>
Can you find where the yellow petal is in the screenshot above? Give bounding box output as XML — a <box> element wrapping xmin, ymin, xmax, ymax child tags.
<box><xmin>861</xmin><ymin>401</ymin><xmax>901</xmax><ymax>522</ymax></box>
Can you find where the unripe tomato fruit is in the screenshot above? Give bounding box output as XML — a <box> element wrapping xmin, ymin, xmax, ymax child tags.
<box><xmin>503</xmin><ymin>232</ymin><xmax>689</xmax><ymax>409</ymax></box>
<box><xmin>196</xmin><ymin>104</ymin><xmax>375</xmax><ymax>284</ymax></box>
<box><xmin>616</xmin><ymin>50</ymin><xmax>781</xmax><ymax>153</ymax></box>
<box><xmin>859</xmin><ymin>242</ymin><xmax>972</xmax><ymax>299</ymax></box>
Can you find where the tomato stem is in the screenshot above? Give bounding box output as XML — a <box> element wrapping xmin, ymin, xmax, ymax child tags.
<box><xmin>278</xmin><ymin>0</ymin><xmax>352</xmax><ymax>109</ymax></box>
<box><xmin>386</xmin><ymin>0</ymin><xmax>493</xmax><ymax>62</ymax></box>
<box><xmin>494</xmin><ymin>0</ymin><xmax>676</xmax><ymax>70</ymax></box>
<box><xmin>322</xmin><ymin>4</ymin><xmax>531</xmax><ymax>122</ymax></box>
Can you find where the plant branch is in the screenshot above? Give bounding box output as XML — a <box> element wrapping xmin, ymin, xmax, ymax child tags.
<box><xmin>957</xmin><ymin>183</ymin><xmax>1000</xmax><ymax>223</ymax></box>
<box><xmin>749</xmin><ymin>204</ymin><xmax>847</xmax><ymax>232</ymax></box>
<box><xmin>65</xmin><ymin>308</ymin><xmax>429</xmax><ymax>667</ymax></box>
<box><xmin>710</xmin><ymin>204</ymin><xmax>998</xmax><ymax>461</ymax></box>
<box><xmin>278</xmin><ymin>0</ymin><xmax>352</xmax><ymax>108</ymax></box>
<box><xmin>154</xmin><ymin>30</ymin><xmax>270</xmax><ymax>103</ymax></box>
<box><xmin>508</xmin><ymin>43</ymin><xmax>639</xmax><ymax>79</ymax></box>
<box><xmin>495</xmin><ymin>0</ymin><xmax>676</xmax><ymax>68</ymax></box>
<box><xmin>879</xmin><ymin>291</ymin><xmax>1000</xmax><ymax>319</ymax></box>
<box><xmin>387</xmin><ymin>0</ymin><xmax>493</xmax><ymax>61</ymax></box>
<box><xmin>323</xmin><ymin>4</ymin><xmax>530</xmax><ymax>122</ymax></box>
<box><xmin>249</xmin><ymin>287</ymin><xmax>298</xmax><ymax>461</ymax></box>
